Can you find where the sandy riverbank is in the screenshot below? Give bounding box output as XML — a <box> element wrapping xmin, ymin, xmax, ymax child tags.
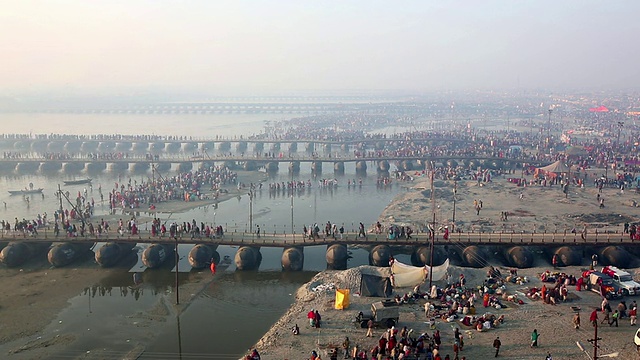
<box><xmin>380</xmin><ymin>170</ymin><xmax>639</xmax><ymax>234</ymax></box>
<box><xmin>248</xmin><ymin>172</ymin><xmax>640</xmax><ymax>359</ymax></box>
<box><xmin>250</xmin><ymin>264</ymin><xmax>640</xmax><ymax>359</ymax></box>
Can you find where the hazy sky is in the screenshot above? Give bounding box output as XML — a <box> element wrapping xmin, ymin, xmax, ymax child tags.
<box><xmin>2</xmin><ymin>1</ymin><xmax>639</xmax><ymax>94</ymax></box>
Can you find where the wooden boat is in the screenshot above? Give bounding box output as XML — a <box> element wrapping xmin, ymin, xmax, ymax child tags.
<box><xmin>8</xmin><ymin>188</ymin><xmax>44</xmax><ymax>196</ymax></box>
<box><xmin>63</xmin><ymin>178</ymin><xmax>92</xmax><ymax>186</ymax></box>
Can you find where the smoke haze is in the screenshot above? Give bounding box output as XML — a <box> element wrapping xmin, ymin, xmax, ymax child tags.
<box><xmin>1</xmin><ymin>1</ymin><xmax>639</xmax><ymax>95</ymax></box>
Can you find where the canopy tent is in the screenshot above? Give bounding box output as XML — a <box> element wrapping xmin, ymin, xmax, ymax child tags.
<box><xmin>535</xmin><ymin>160</ymin><xmax>571</xmax><ymax>178</ymax></box>
<box><xmin>390</xmin><ymin>259</ymin><xmax>450</xmax><ymax>288</ymax></box>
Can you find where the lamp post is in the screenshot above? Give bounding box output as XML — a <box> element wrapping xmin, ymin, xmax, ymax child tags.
<box><xmin>248</xmin><ymin>189</ymin><xmax>254</xmax><ymax>232</ymax></box>
<box><xmin>580</xmin><ymin>319</ymin><xmax>620</xmax><ymax>359</ymax></box>
<box><xmin>290</xmin><ymin>170</ymin><xmax>294</xmax><ymax>234</ymax></box>
<box><xmin>588</xmin><ymin>320</ymin><xmax>601</xmax><ymax>360</ymax></box>
<box><xmin>617</xmin><ymin>122</ymin><xmax>624</xmax><ymax>145</ymax></box>
<box><xmin>452</xmin><ymin>180</ymin><xmax>457</xmax><ymax>229</ymax></box>
<box><xmin>175</xmin><ymin>234</ymin><xmax>179</xmax><ymax>305</ymax></box>
<box><xmin>428</xmin><ymin>161</ymin><xmax>436</xmax><ymax>290</ymax></box>
<box><xmin>548</xmin><ymin>108</ymin><xmax>553</xmax><ymax>147</ymax></box>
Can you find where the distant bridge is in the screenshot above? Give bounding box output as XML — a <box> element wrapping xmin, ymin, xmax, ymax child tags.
<box><xmin>0</xmin><ymin>153</ymin><xmax>540</xmax><ymax>174</ymax></box>
<box><xmin>1</xmin><ymin>102</ymin><xmax>432</xmax><ymax>115</ymax></box>
<box><xmin>0</xmin><ymin>136</ymin><xmax>478</xmax><ymax>151</ymax></box>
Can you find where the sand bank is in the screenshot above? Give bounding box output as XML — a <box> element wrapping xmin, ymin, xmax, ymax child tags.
<box><xmin>250</xmin><ymin>264</ymin><xmax>640</xmax><ymax>359</ymax></box>
<box><xmin>248</xmin><ymin>173</ymin><xmax>640</xmax><ymax>359</ymax></box>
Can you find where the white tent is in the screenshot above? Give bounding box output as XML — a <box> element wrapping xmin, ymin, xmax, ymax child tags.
<box><xmin>390</xmin><ymin>259</ymin><xmax>450</xmax><ymax>288</ymax></box>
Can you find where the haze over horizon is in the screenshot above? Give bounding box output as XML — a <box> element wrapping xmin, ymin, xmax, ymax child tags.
<box><xmin>2</xmin><ymin>1</ymin><xmax>640</xmax><ymax>97</ymax></box>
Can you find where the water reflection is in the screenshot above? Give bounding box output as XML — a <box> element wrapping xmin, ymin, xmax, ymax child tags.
<box><xmin>85</xmin><ymin>266</ymin><xmax>195</xmax><ymax>300</ymax></box>
<box><xmin>140</xmin><ymin>271</ymin><xmax>316</xmax><ymax>359</ymax></box>
<box><xmin>83</xmin><ymin>285</ymin><xmax>147</xmax><ymax>301</ymax></box>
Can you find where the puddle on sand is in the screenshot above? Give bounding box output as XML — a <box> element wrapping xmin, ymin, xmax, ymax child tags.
<box><xmin>140</xmin><ymin>271</ymin><xmax>316</xmax><ymax>359</ymax></box>
<box><xmin>0</xmin><ymin>269</ymin><xmax>185</xmax><ymax>358</ymax></box>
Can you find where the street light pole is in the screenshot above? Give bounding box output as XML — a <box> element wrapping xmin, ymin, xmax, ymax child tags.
<box><xmin>249</xmin><ymin>189</ymin><xmax>253</xmax><ymax>232</ymax></box>
<box><xmin>452</xmin><ymin>180</ymin><xmax>457</xmax><ymax>229</ymax></box>
<box><xmin>588</xmin><ymin>320</ymin><xmax>601</xmax><ymax>360</ymax></box>
<box><xmin>428</xmin><ymin>162</ymin><xmax>436</xmax><ymax>290</ymax></box>
<box><xmin>548</xmin><ymin>108</ymin><xmax>553</xmax><ymax>147</ymax></box>
<box><xmin>291</xmin><ymin>170</ymin><xmax>294</xmax><ymax>234</ymax></box>
<box><xmin>617</xmin><ymin>122</ymin><xmax>624</xmax><ymax>145</ymax></box>
<box><xmin>175</xmin><ymin>235</ymin><xmax>179</xmax><ymax>305</ymax></box>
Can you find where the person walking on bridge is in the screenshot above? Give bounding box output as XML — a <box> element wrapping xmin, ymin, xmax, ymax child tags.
<box><xmin>358</xmin><ymin>222</ymin><xmax>366</xmax><ymax>239</ymax></box>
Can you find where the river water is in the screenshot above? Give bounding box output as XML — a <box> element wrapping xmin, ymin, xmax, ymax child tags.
<box><xmin>0</xmin><ymin>112</ymin><xmax>410</xmax><ymax>358</ymax></box>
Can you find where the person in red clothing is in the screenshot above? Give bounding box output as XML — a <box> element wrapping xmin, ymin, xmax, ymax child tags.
<box><xmin>483</xmin><ymin>292</ymin><xmax>490</xmax><ymax>307</ymax></box>
<box><xmin>387</xmin><ymin>333</ymin><xmax>397</xmax><ymax>354</ymax></box>
<box><xmin>590</xmin><ymin>308</ymin><xmax>599</xmax><ymax>327</ymax></box>
<box><xmin>307</xmin><ymin>309</ymin><xmax>316</xmax><ymax>327</ymax></box>
<box><xmin>378</xmin><ymin>336</ymin><xmax>387</xmax><ymax>356</ymax></box>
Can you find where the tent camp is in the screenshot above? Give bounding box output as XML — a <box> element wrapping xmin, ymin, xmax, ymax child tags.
<box><xmin>359</xmin><ymin>273</ymin><xmax>393</xmax><ymax>297</ymax></box>
<box><xmin>535</xmin><ymin>160</ymin><xmax>571</xmax><ymax>178</ymax></box>
<box><xmin>390</xmin><ymin>259</ymin><xmax>450</xmax><ymax>288</ymax></box>
<box><xmin>358</xmin><ymin>259</ymin><xmax>451</xmax><ymax>296</ymax></box>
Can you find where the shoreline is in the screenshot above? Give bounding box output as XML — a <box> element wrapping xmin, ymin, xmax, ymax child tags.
<box><xmin>246</xmin><ymin>173</ymin><xmax>640</xmax><ymax>359</ymax></box>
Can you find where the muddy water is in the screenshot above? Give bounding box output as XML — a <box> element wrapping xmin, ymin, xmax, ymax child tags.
<box><xmin>0</xmin><ymin>168</ymin><xmax>407</xmax><ymax>358</ymax></box>
<box><xmin>0</xmin><ymin>111</ymin><xmax>413</xmax><ymax>358</ymax></box>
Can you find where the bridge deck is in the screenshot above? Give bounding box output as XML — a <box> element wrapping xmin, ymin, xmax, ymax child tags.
<box><xmin>0</xmin><ymin>137</ymin><xmax>474</xmax><ymax>146</ymax></box>
<box><xmin>0</xmin><ymin>155</ymin><xmax>536</xmax><ymax>164</ymax></box>
<box><xmin>1</xmin><ymin>230</ymin><xmax>636</xmax><ymax>247</ymax></box>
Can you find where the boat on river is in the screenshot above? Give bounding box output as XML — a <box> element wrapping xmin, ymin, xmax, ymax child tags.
<box><xmin>63</xmin><ymin>178</ymin><xmax>92</xmax><ymax>186</ymax></box>
<box><xmin>8</xmin><ymin>188</ymin><xmax>44</xmax><ymax>196</ymax></box>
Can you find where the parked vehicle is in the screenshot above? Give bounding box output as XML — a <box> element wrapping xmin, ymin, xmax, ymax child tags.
<box><xmin>356</xmin><ymin>301</ymin><xmax>400</xmax><ymax>328</ymax></box>
<box><xmin>588</xmin><ymin>271</ymin><xmax>623</xmax><ymax>299</ymax></box>
<box><xmin>602</xmin><ymin>266</ymin><xmax>640</xmax><ymax>296</ymax></box>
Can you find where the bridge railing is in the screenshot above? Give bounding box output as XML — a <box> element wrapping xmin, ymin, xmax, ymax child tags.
<box><xmin>0</xmin><ymin>226</ymin><xmax>636</xmax><ymax>246</ymax></box>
